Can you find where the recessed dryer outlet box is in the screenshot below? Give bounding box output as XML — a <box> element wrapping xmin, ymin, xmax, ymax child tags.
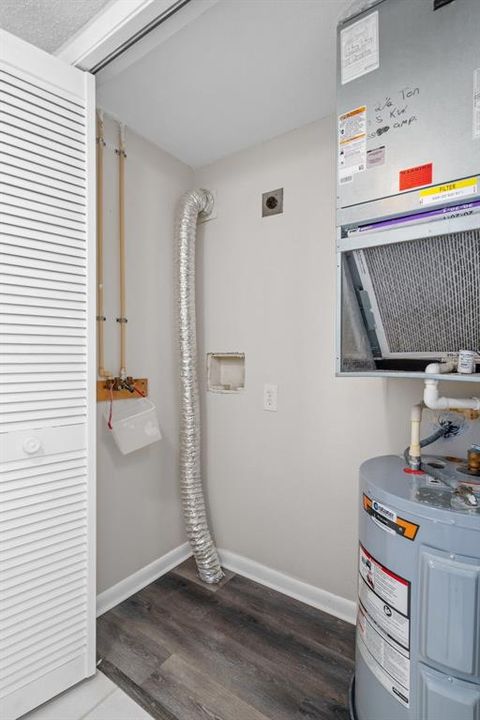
<box><xmin>207</xmin><ymin>353</ymin><xmax>245</xmax><ymax>393</ymax></box>
<box><xmin>262</xmin><ymin>188</ymin><xmax>283</xmax><ymax>217</ymax></box>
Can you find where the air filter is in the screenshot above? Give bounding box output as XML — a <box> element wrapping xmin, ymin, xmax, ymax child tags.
<box><xmin>359</xmin><ymin>229</ymin><xmax>480</xmax><ymax>355</ymax></box>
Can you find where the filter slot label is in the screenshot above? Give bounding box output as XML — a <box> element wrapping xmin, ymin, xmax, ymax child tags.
<box><xmin>419</xmin><ymin>176</ymin><xmax>478</xmax><ymax>206</ymax></box>
<box><xmin>357</xmin><ymin>544</ymin><xmax>411</xmax><ymax>708</ymax></box>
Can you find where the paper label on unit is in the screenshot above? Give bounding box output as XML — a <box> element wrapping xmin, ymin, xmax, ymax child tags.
<box><xmin>340</xmin><ymin>12</ymin><xmax>379</xmax><ymax>85</ymax></box>
<box><xmin>357</xmin><ymin>545</ymin><xmax>411</xmax><ymax>707</ymax></box>
<box><xmin>366</xmin><ymin>145</ymin><xmax>385</xmax><ymax>168</ymax></box>
<box><xmin>474</xmin><ymin>68</ymin><xmax>480</xmax><ymax>139</ymax></box>
<box><xmin>338</xmin><ymin>106</ymin><xmax>367</xmax><ymax>182</ymax></box>
<box><xmin>419</xmin><ymin>177</ymin><xmax>478</xmax><ymax>206</ymax></box>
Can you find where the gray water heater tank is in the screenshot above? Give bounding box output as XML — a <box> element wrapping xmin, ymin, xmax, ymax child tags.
<box><xmin>352</xmin><ymin>455</ymin><xmax>480</xmax><ymax>720</ymax></box>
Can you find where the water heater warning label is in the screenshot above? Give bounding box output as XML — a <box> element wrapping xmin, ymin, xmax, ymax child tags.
<box><xmin>357</xmin><ymin>544</ymin><xmax>410</xmax><ymax>708</ymax></box>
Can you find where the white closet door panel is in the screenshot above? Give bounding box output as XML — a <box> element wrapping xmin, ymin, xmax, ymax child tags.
<box><xmin>0</xmin><ymin>28</ymin><xmax>95</xmax><ymax>720</ymax></box>
<box><xmin>0</xmin><ymin>70</ymin><xmax>84</xmax><ymax>114</ymax></box>
<box><xmin>0</xmin><ymin>153</ymin><xmax>85</xmax><ymax>187</ymax></box>
<box><xmin>1</xmin><ymin>295</ymin><xmax>86</xmax><ymax>313</ymax></box>
<box><xmin>1</xmin><ymin>232</ymin><xmax>85</xmax><ymax>256</ymax></box>
<box><xmin>0</xmin><ymin>207</ymin><xmax>85</xmax><ymax>235</ymax></box>
<box><xmin>0</xmin><ymin>138</ymin><xmax>84</xmax><ymax>180</ymax></box>
<box><xmin>1</xmin><ymin>230</ymin><xmax>85</xmax><ymax>254</ymax></box>
<box><xmin>1</xmin><ymin>337</ymin><xmax>86</xmax><ymax>348</ymax></box>
<box><xmin>0</xmin><ymin>183</ymin><xmax>86</xmax><ymax>216</ymax></box>
<box><xmin>3</xmin><ymin>350</ymin><xmax>86</xmax><ymax>362</ymax></box>
<box><xmin>0</xmin><ymin>142</ymin><xmax>86</xmax><ymax>177</ymax></box>
<box><xmin>0</xmin><ymin>161</ymin><xmax>85</xmax><ymax>194</ymax></box>
<box><xmin>0</xmin><ymin>198</ymin><xmax>86</xmax><ymax>226</ymax></box>
<box><xmin>0</xmin><ymin>597</ymin><xmax>86</xmax><ymax>645</ymax></box>
<box><xmin>1</xmin><ymin>253</ymin><xmax>86</xmax><ymax>276</ymax></box>
<box><xmin>0</xmin><ymin>89</ymin><xmax>85</xmax><ymax>133</ymax></box>
<box><xmin>0</xmin><ymin>64</ymin><xmax>84</xmax><ymax>107</ymax></box>
<box><xmin>0</xmin><ymin>324</ymin><xmax>86</xmax><ymax>336</ymax></box>
<box><xmin>1</xmin><ymin>250</ymin><xmax>86</xmax><ymax>272</ymax></box>
<box><xmin>0</xmin><ymin>170</ymin><xmax>85</xmax><ymax>205</ymax></box>
<box><xmin>0</xmin><ymin>516</ymin><xmax>86</xmax><ymax>550</ymax></box>
<box><xmin>0</xmin><ymin>108</ymin><xmax>85</xmax><ymax>147</ymax></box>
<box><xmin>0</xmin><ymin>131</ymin><xmax>85</xmax><ymax>171</ymax></box>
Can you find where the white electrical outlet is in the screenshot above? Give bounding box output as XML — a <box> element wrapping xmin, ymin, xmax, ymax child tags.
<box><xmin>264</xmin><ymin>384</ymin><xmax>278</xmax><ymax>412</ymax></box>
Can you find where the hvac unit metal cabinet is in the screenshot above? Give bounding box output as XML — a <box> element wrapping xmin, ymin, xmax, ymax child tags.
<box><xmin>336</xmin><ymin>0</ymin><xmax>480</xmax><ymax>379</ymax></box>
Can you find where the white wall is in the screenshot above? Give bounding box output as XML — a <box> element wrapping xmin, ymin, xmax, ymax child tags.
<box><xmin>194</xmin><ymin>116</ymin><xmax>479</xmax><ymax>604</ymax></box>
<box><xmin>97</xmin><ymin>116</ymin><xmax>192</xmax><ymax>594</ymax></box>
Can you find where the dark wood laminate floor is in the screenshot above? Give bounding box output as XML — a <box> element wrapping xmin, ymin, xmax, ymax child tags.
<box><xmin>97</xmin><ymin>558</ymin><xmax>355</xmax><ymax>720</ymax></box>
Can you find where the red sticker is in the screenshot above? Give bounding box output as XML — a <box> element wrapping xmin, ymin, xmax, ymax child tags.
<box><xmin>399</xmin><ymin>163</ymin><xmax>432</xmax><ymax>191</ymax></box>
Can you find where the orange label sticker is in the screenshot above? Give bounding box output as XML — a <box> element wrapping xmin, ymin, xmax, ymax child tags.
<box><xmin>399</xmin><ymin>163</ymin><xmax>432</xmax><ymax>191</ymax></box>
<box><xmin>363</xmin><ymin>494</ymin><xmax>419</xmax><ymax>541</ymax></box>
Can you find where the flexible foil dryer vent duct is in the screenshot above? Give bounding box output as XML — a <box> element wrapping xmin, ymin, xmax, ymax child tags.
<box><xmin>353</xmin><ymin>230</ymin><xmax>480</xmax><ymax>355</ymax></box>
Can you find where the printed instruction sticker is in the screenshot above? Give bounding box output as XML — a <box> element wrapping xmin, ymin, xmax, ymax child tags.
<box><xmin>419</xmin><ymin>177</ymin><xmax>478</xmax><ymax>206</ymax></box>
<box><xmin>338</xmin><ymin>106</ymin><xmax>367</xmax><ymax>183</ymax></box>
<box><xmin>367</xmin><ymin>145</ymin><xmax>385</xmax><ymax>168</ymax></box>
<box><xmin>474</xmin><ymin>68</ymin><xmax>480</xmax><ymax>139</ymax></box>
<box><xmin>357</xmin><ymin>544</ymin><xmax>411</xmax><ymax>707</ymax></box>
<box><xmin>341</xmin><ymin>11</ymin><xmax>379</xmax><ymax>85</ymax></box>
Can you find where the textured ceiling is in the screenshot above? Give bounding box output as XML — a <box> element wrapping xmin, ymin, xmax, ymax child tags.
<box><xmin>98</xmin><ymin>0</ymin><xmax>350</xmax><ymax>168</ymax></box>
<box><xmin>0</xmin><ymin>0</ymin><xmax>112</xmax><ymax>53</ymax></box>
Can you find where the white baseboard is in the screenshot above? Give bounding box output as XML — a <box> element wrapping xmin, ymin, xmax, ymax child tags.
<box><xmin>218</xmin><ymin>548</ymin><xmax>357</xmax><ymax>625</ymax></box>
<box><xmin>96</xmin><ymin>542</ymin><xmax>356</xmax><ymax>625</ymax></box>
<box><xmin>96</xmin><ymin>542</ymin><xmax>191</xmax><ymax>617</ymax></box>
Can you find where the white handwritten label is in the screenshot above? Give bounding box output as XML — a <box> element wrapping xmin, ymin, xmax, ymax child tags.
<box><xmin>341</xmin><ymin>12</ymin><xmax>379</xmax><ymax>85</ymax></box>
<box><xmin>474</xmin><ymin>68</ymin><xmax>480</xmax><ymax>139</ymax></box>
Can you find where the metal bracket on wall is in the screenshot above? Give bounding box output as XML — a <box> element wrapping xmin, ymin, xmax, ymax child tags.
<box><xmin>96</xmin><ymin>377</ymin><xmax>148</xmax><ymax>401</ymax></box>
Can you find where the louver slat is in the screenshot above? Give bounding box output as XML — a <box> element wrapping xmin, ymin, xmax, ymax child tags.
<box><xmin>0</xmin><ymin>28</ymin><xmax>94</xmax><ymax>719</ymax></box>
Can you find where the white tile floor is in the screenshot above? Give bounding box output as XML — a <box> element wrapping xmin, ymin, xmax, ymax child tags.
<box><xmin>22</xmin><ymin>672</ymin><xmax>153</xmax><ymax>720</ymax></box>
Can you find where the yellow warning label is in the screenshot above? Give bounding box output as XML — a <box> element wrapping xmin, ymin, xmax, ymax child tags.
<box><xmin>419</xmin><ymin>176</ymin><xmax>478</xmax><ymax>206</ymax></box>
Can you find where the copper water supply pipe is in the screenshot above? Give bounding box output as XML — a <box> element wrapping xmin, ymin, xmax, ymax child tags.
<box><xmin>96</xmin><ymin>111</ymin><xmax>111</xmax><ymax>379</ymax></box>
<box><xmin>117</xmin><ymin>123</ymin><xmax>127</xmax><ymax>380</ymax></box>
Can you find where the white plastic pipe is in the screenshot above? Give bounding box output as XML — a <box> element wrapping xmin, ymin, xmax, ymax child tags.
<box><xmin>408</xmin><ymin>403</ymin><xmax>423</xmax><ymax>465</ymax></box>
<box><xmin>423</xmin><ymin>362</ymin><xmax>480</xmax><ymax>411</ymax></box>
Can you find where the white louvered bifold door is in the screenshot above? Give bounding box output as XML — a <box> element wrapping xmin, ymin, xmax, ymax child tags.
<box><xmin>0</xmin><ymin>30</ymin><xmax>96</xmax><ymax>720</ymax></box>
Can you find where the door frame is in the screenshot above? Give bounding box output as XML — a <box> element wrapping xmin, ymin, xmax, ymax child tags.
<box><xmin>55</xmin><ymin>0</ymin><xmax>219</xmax><ymax>74</ymax></box>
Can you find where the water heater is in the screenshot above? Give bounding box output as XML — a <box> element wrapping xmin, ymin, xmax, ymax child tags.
<box><xmin>354</xmin><ymin>455</ymin><xmax>480</xmax><ymax>720</ymax></box>
<box><xmin>336</xmin><ymin>0</ymin><xmax>480</xmax><ymax>379</ymax></box>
